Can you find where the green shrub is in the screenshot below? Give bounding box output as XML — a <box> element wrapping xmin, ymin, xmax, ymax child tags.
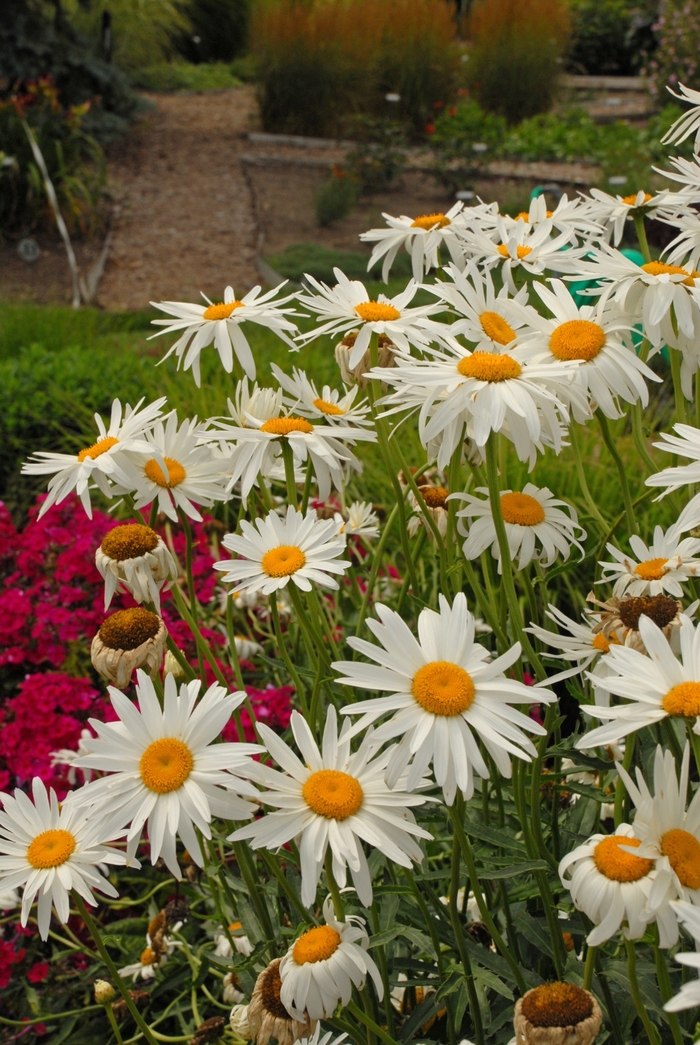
<box><xmin>174</xmin><ymin>0</ymin><xmax>251</xmax><ymax>64</ymax></box>
<box><xmin>427</xmin><ymin>98</ymin><xmax>506</xmax><ymax>192</ymax></box>
<box><xmin>131</xmin><ymin>61</ymin><xmax>242</xmax><ymax>92</ymax></box>
<box><xmin>343</xmin><ymin>117</ymin><xmax>408</xmax><ymax>195</ymax></box>
<box><xmin>644</xmin><ymin>0</ymin><xmax>700</xmax><ymax>98</ymax></box>
<box><xmin>64</xmin><ymin>0</ymin><xmax>190</xmax><ymax>74</ymax></box>
<box><xmin>567</xmin><ymin>0</ymin><xmax>651</xmax><ymax>75</ymax></box>
<box><xmin>315</xmin><ymin>172</ymin><xmax>360</xmax><ymax>226</ymax></box>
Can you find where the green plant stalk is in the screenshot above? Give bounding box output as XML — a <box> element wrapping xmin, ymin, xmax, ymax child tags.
<box><xmin>614</xmin><ymin>732</ymin><xmax>635</xmax><ymax>827</ymax></box>
<box><xmin>324</xmin><ymin>850</ymin><xmax>346</xmax><ymax>921</ymax></box>
<box><xmin>346</xmin><ymin>999</ymin><xmax>397</xmax><ymax>1045</ymax></box>
<box><xmin>388</xmin><ymin>436</ymin><xmax>448</xmax><ymax>590</ymax></box>
<box><xmin>596</xmin><ymin>412</ymin><xmax>636</xmax><ymax>533</ymax></box>
<box><xmin>354</xmin><ymin>503</ymin><xmax>399</xmax><ymax>645</ymax></box>
<box><xmin>633</xmin><ymin>213</ymin><xmax>652</xmax><ymax>264</ymax></box>
<box><xmin>448</xmin><ymin>822</ymin><xmax>484</xmax><ymax>1045</ymax></box>
<box><xmin>570</xmin><ymin>422</ymin><xmax>609</xmax><ymax>530</ymax></box>
<box><xmin>653</xmin><ymin>940</ymin><xmax>684</xmax><ymax>1045</ymax></box>
<box><xmin>582</xmin><ymin>943</ymin><xmax>597</xmax><ymax>991</ymax></box>
<box><xmin>403</xmin><ymin>870</ymin><xmax>456</xmax><ymax>1044</ymax></box>
<box><xmin>231</xmin><ymin>841</ymin><xmax>278</xmax><ymax>954</ymax></box>
<box><xmin>270</xmin><ymin>598</ymin><xmax>308</xmax><ymax>715</ymax></box>
<box><xmin>171</xmin><ymin>584</ymin><xmax>227</xmax><ymax>687</ymax></box>
<box><xmin>259</xmin><ymin>849</ymin><xmax>317</xmax><ymax>924</ymax></box>
<box><xmin>281</xmin><ymin>439</ymin><xmax>299</xmax><ymax>507</ymax></box>
<box><xmin>669</xmin><ymin>347</ymin><xmax>689</xmax><ymax>427</ymax></box>
<box><xmin>73</xmin><ymin>894</ymin><xmax>159</xmax><ymax>1045</ymax></box>
<box><xmin>369</xmin><ymin>902</ymin><xmax>395</xmax><ymax>1039</ymax></box>
<box><xmin>625</xmin><ymin>938</ymin><xmax>662</xmax><ymax>1045</ymax></box>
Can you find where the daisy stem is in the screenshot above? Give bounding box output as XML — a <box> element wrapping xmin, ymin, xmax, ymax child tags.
<box><xmin>324</xmin><ymin>851</ymin><xmax>345</xmax><ymax>921</ymax></box>
<box><xmin>462</xmin><ymin>556</ymin><xmax>508</xmax><ymax>648</ymax></box>
<box><xmin>570</xmin><ymin>423</ymin><xmax>609</xmax><ymax>530</ymax></box>
<box><xmin>484</xmin><ymin>437</ymin><xmax>544</xmax><ymax>678</ymax></box>
<box><xmin>631</xmin><ymin>402</ymin><xmax>658</xmax><ymax>478</ymax></box>
<box><xmin>300</xmin><ymin>459</ymin><xmax>314</xmax><ymax>513</ymax></box>
<box><xmin>171</xmin><ymin>583</ymin><xmax>228</xmax><ymax>688</ymax></box>
<box><xmin>281</xmin><ymin>440</ymin><xmax>298</xmax><ymax>507</ymax></box>
<box><xmin>354</xmin><ymin>504</ymin><xmax>399</xmax><ymax>647</ymax></box>
<box><xmin>685</xmin><ymin>720</ymin><xmax>700</xmax><ymax>778</ymax></box>
<box><xmin>387</xmin><ymin>438</ymin><xmax>448</xmax><ymax>591</ymax></box>
<box><xmin>625</xmin><ymin>938</ymin><xmax>662</xmax><ymax>1045</ymax></box>
<box><xmin>582</xmin><ymin>943</ymin><xmax>597</xmax><ymax>991</ymax></box>
<box><xmin>73</xmin><ymin>895</ymin><xmax>160</xmax><ymax>1045</ymax></box>
<box><xmin>345</xmin><ymin>999</ymin><xmax>397</xmax><ymax>1045</ymax></box>
<box><xmin>224</xmin><ymin>590</ymin><xmax>248</xmax><ymax>692</ymax></box>
<box><xmin>633</xmin><ymin>214</ymin><xmax>652</xmax><ymax>264</ymax></box>
<box><xmin>269</xmin><ymin>599</ymin><xmax>308</xmax><ymax>715</ymax></box>
<box><xmin>402</xmin><ymin>871</ymin><xmax>455</xmax><ymax>1042</ymax></box>
<box><xmin>369</xmin><ymin>903</ymin><xmax>396</xmax><ymax>1039</ymax></box>
<box><xmin>231</xmin><ymin>841</ymin><xmax>278</xmax><ymax>954</ymax></box>
<box><xmin>614</xmin><ymin>732</ymin><xmax>635</xmax><ymax>827</ymax></box>
<box><xmin>669</xmin><ymin>348</ymin><xmax>689</xmax><ymax>427</ymax></box>
<box><xmin>595</xmin><ymin>413</ymin><xmax>636</xmax><ymax>534</ymax></box>
<box><xmin>259</xmin><ymin>848</ymin><xmax>318</xmax><ymax>924</ymax></box>
<box><xmin>653</xmin><ymin>937</ymin><xmax>684</xmax><ymax>1045</ymax></box>
<box><xmin>448</xmin><ymin>818</ymin><xmax>485</xmax><ymax>1045</ymax></box>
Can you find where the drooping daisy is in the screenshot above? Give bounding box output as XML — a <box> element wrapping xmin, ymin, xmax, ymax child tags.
<box><xmin>150</xmin><ymin>283</ymin><xmax>300</xmax><ymax>385</ymax></box>
<box><xmin>583</xmin><ymin>187</ymin><xmax>687</xmax><ymax>246</ymax></box>
<box><xmin>214</xmin><ymin>920</ymin><xmax>253</xmax><ymax>958</ymax></box>
<box><xmin>427</xmin><ymin>262</ymin><xmax>530</xmax><ymax>350</ymax></box>
<box><xmin>559</xmin><ymin>823</ymin><xmax>657</xmax><ymax>945</ymax></box>
<box><xmin>214</xmin><ymin>506</ymin><xmax>350</xmax><ymax>597</ymax></box>
<box><xmin>71</xmin><ymin>670</ymin><xmax>262</xmax><ymax>878</ymax></box>
<box><xmin>119</xmin><ymin>921</ymin><xmax>182</xmax><ymax>981</ymax></box>
<box><xmin>91</xmin><ymin>606</ymin><xmax>168</xmax><ymax>689</ymax></box>
<box><xmin>21</xmin><ymin>397</ymin><xmax>167</xmax><ymax>519</ymax></box>
<box><xmin>335</xmin><ymin>501</ymin><xmax>380</xmax><ymax>540</ymax></box>
<box><xmin>359</xmin><ymin>202</ymin><xmax>469</xmax><ymax>282</ymax></box>
<box><xmin>514</xmin><ymin>984</ymin><xmax>603</xmax><ymax>1045</ymax></box>
<box><xmin>576</xmin><ymin>613</ymin><xmax>700</xmax><ymax>749</ymax></box>
<box><xmin>511</xmin><ymin>278</ymin><xmax>658</xmax><ymax>420</ymax></box>
<box><xmin>248</xmin><ymin>959</ymin><xmax>315</xmax><ymax>1045</ymax></box>
<box><xmin>96</xmin><ymin>523</ymin><xmax>177</xmax><ymax>612</ymax></box>
<box><xmin>228</xmin><ymin>707</ymin><xmax>432</xmax><ymax>906</ymax></box>
<box><xmin>664</xmin><ymin>901</ymin><xmax>700</xmax><ymax>1012</ymax></box>
<box><xmin>599</xmin><ymin>523</ymin><xmax>700</xmax><ymax>599</ymax></box>
<box><xmin>646</xmin><ymin>424</ymin><xmax>700</xmax><ymax>498</ymax></box>
<box><xmin>454</xmin><ymin>484</ymin><xmax>585</xmax><ymax>573</ymax></box>
<box><xmin>223</xmin><ymin>971</ymin><xmax>246</xmax><ymax>1004</ymax></box>
<box><xmin>459</xmin><ymin>217</ymin><xmax>587</xmax><ymax>292</ymax></box>
<box><xmin>584</xmin><ymin>591</ymin><xmax>690</xmax><ymax>656</ymax></box>
<box><xmin>0</xmin><ymin>777</ymin><xmax>133</xmax><ymax>940</ymax></box>
<box><xmin>406</xmin><ymin>478</ymin><xmax>450</xmax><ymax>540</ymax></box>
<box><xmin>526</xmin><ymin>603</ymin><xmax>618</xmax><ymax>690</ymax></box>
<box><xmin>280</xmin><ymin>896</ymin><xmax>382</xmax><ymax>1020</ymax></box>
<box><xmin>661</xmin><ymin>82</ymin><xmax>700</xmax><ymax>152</ymax></box>
<box><xmin>295</xmin><ymin>268</ymin><xmax>448</xmax><ymax>369</ymax></box>
<box><xmin>617</xmin><ymin>744</ymin><xmax>700</xmax><ymax>945</ymax></box>
<box><xmin>334</xmin><ymin>593</ymin><xmax>554</xmax><ymax>804</ymax></box>
<box><xmin>271</xmin><ymin>364</ymin><xmax>372</xmax><ymax>428</ymax></box>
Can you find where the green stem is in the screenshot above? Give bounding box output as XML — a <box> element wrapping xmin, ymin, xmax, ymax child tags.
<box><xmin>231</xmin><ymin>841</ymin><xmax>278</xmax><ymax>954</ymax></box>
<box><xmin>74</xmin><ymin>895</ymin><xmax>159</xmax><ymax>1045</ymax></box>
<box><xmin>596</xmin><ymin>412</ymin><xmax>636</xmax><ymax>533</ymax></box>
<box><xmin>281</xmin><ymin>440</ymin><xmax>298</xmax><ymax>507</ymax></box>
<box><xmin>670</xmin><ymin>348</ymin><xmax>689</xmax><ymax>426</ymax></box>
<box><xmin>259</xmin><ymin>849</ymin><xmax>317</xmax><ymax>924</ymax></box>
<box><xmin>448</xmin><ymin>818</ymin><xmax>484</xmax><ymax>1045</ymax></box>
<box><xmin>570</xmin><ymin>423</ymin><xmax>609</xmax><ymax>530</ymax></box>
<box><xmin>270</xmin><ymin>598</ymin><xmax>308</xmax><ymax>714</ymax></box>
<box><xmin>633</xmin><ymin>213</ymin><xmax>652</xmax><ymax>263</ymax></box>
<box><xmin>582</xmin><ymin>943</ymin><xmax>597</xmax><ymax>991</ymax></box>
<box><xmin>625</xmin><ymin>938</ymin><xmax>661</xmax><ymax>1045</ymax></box>
<box><xmin>654</xmin><ymin>940</ymin><xmax>684</xmax><ymax>1045</ymax></box>
<box><xmin>614</xmin><ymin>732</ymin><xmax>635</xmax><ymax>827</ymax></box>
<box><xmin>346</xmin><ymin>1000</ymin><xmax>397</xmax><ymax>1045</ymax></box>
<box><xmin>171</xmin><ymin>584</ymin><xmax>227</xmax><ymax>687</ymax></box>
<box><xmin>354</xmin><ymin>504</ymin><xmax>399</xmax><ymax>645</ymax></box>
<box><xmin>324</xmin><ymin>851</ymin><xmax>345</xmax><ymax>921</ymax></box>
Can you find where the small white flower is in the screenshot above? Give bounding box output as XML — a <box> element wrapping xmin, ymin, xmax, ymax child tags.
<box><xmin>526</xmin><ymin>604</ymin><xmax>617</xmax><ymax>691</ymax></box>
<box><xmin>501</xmin><ymin>193</ymin><xmax>603</xmax><ymax>242</ymax></box>
<box><xmin>427</xmin><ymin>261</ymin><xmax>530</xmax><ymax>351</ymax></box>
<box><xmin>360</xmin><ymin>202</ymin><xmax>468</xmax><ymax>282</ymax></box>
<box><xmin>229</xmin><ymin>1002</ymin><xmax>253</xmax><ymax>1039</ymax></box>
<box><xmin>215</xmin><ymin>921</ymin><xmax>254</xmax><ymax>959</ymax></box>
<box><xmin>583</xmin><ymin>187</ymin><xmax>688</xmax><ymax>246</ymax></box>
<box><xmin>599</xmin><ymin>523</ymin><xmax>700</xmax><ymax>599</ymax></box>
<box><xmin>280</xmin><ymin>896</ymin><xmax>382</xmax><ymax>1020</ymax></box>
<box><xmin>336</xmin><ymin>501</ymin><xmax>380</xmax><ymax>539</ymax></box>
<box><xmin>271</xmin><ymin>364</ymin><xmax>373</xmax><ymax>428</ymax></box>
<box><xmin>458</xmin><ymin>216</ymin><xmax>587</xmax><ymax>292</ymax></box>
<box><xmin>223</xmin><ymin>973</ymin><xmax>247</xmax><ymax>1005</ymax></box>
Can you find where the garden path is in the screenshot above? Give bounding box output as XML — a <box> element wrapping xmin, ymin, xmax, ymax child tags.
<box><xmin>98</xmin><ymin>86</ymin><xmax>260</xmax><ymax>311</ymax></box>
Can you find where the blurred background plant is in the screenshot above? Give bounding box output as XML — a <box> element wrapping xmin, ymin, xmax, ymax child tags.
<box><xmin>63</xmin><ymin>0</ymin><xmax>190</xmax><ymax>74</ymax></box>
<box><xmin>643</xmin><ymin>0</ymin><xmax>700</xmax><ymax>99</ymax></box>
<box><xmin>173</xmin><ymin>0</ymin><xmax>251</xmax><ymax>64</ymax></box>
<box><xmin>566</xmin><ymin>0</ymin><xmax>658</xmax><ymax>75</ymax></box>
<box><xmin>427</xmin><ymin>97</ymin><xmax>505</xmax><ymax>194</ymax></box>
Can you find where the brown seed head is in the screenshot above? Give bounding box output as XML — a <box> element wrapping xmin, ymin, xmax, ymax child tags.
<box><xmin>617</xmin><ymin>594</ymin><xmax>679</xmax><ymax>631</ymax></box>
<box><xmin>99</xmin><ymin>608</ymin><xmax>162</xmax><ymax>651</ymax></box>
<box><xmin>101</xmin><ymin>524</ymin><xmax>159</xmax><ymax>562</ymax></box>
<box><xmin>521</xmin><ymin>982</ymin><xmax>594</xmax><ymax>1028</ymax></box>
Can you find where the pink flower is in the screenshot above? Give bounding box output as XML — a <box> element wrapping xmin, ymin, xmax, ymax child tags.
<box><xmin>27</xmin><ymin>961</ymin><xmax>50</xmax><ymax>984</ymax></box>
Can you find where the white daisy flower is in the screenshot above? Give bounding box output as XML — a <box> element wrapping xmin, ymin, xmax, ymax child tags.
<box><xmin>583</xmin><ymin>187</ymin><xmax>686</xmax><ymax>246</ymax></box>
<box><xmin>576</xmin><ymin>613</ymin><xmax>700</xmax><ymax>749</ymax></box>
<box><xmin>280</xmin><ymin>896</ymin><xmax>382</xmax><ymax>1020</ymax></box>
<box><xmin>599</xmin><ymin>523</ymin><xmax>700</xmax><ymax>599</ymax></box>
<box><xmin>511</xmin><ymin>279</ymin><xmax>658</xmax><ymax>420</ymax></box>
<box><xmin>96</xmin><ymin>522</ymin><xmax>177</xmax><ymax>612</ymax></box>
<box><xmin>334</xmin><ymin>593</ymin><xmax>554</xmax><ymax>805</ymax></box>
<box><xmin>427</xmin><ymin>262</ymin><xmax>531</xmax><ymax>350</ymax></box>
<box><xmin>270</xmin><ymin>364</ymin><xmax>373</xmax><ymax>427</ymax></box>
<box><xmin>0</xmin><ymin>777</ymin><xmax>132</xmax><ymax>941</ymax></box>
<box><xmin>295</xmin><ymin>1024</ymin><xmax>347</xmax><ymax>1045</ymax></box>
<box><xmin>454</xmin><ymin>484</ymin><xmax>585</xmax><ymax>573</ymax></box>
<box><xmin>215</xmin><ymin>506</ymin><xmax>350</xmax><ymax>597</ymax></box>
<box><xmin>149</xmin><ymin>283</ymin><xmax>299</xmax><ymax>385</ymax></box>
<box><xmin>21</xmin><ymin>397</ymin><xmax>167</xmax><ymax>519</ymax></box>
<box><xmin>559</xmin><ymin>823</ymin><xmax>657</xmax><ymax>945</ymax></box>
<box><xmin>336</xmin><ymin>501</ymin><xmax>380</xmax><ymax>540</ymax></box>
<box><xmin>234</xmin><ymin>634</ymin><xmax>263</xmax><ymax>660</ymax></box>
<box><xmin>661</xmin><ymin>212</ymin><xmax>700</xmax><ymax>271</ymax></box>
<box><xmin>119</xmin><ymin>927</ymin><xmax>181</xmax><ymax>981</ymax></box>
<box><xmin>214</xmin><ymin>920</ymin><xmax>254</xmax><ymax>958</ymax></box>
<box><xmin>654</xmin><ymin>156</ymin><xmax>700</xmax><ymax>201</ymax></box>
<box><xmin>617</xmin><ymin>744</ymin><xmax>700</xmax><ymax>945</ymax></box>
<box><xmin>646</xmin><ymin>424</ymin><xmax>700</xmax><ymax>497</ymax></box>
<box><xmin>661</xmin><ymin>83</ymin><xmax>700</xmax><ymax>152</ymax></box>
<box><xmin>406</xmin><ymin>481</ymin><xmax>450</xmax><ymax>540</ymax></box>
<box><xmin>71</xmin><ymin>670</ymin><xmax>262</xmax><ymax>878</ymax></box>
<box><xmin>526</xmin><ymin>604</ymin><xmax>617</xmax><ymax>690</ymax></box>
<box><xmin>248</xmin><ymin>959</ymin><xmax>315</xmax><ymax>1045</ymax></box>
<box><xmin>458</xmin><ymin>217</ymin><xmax>587</xmax><ymax>292</ymax></box>
<box><xmin>223</xmin><ymin>971</ymin><xmax>246</xmax><ymax>1004</ymax></box>
<box><xmin>664</xmin><ymin>901</ymin><xmax>700</xmax><ymax>1012</ymax></box>
<box><xmin>359</xmin><ymin>202</ymin><xmax>468</xmax><ymax>282</ymax></box>
<box><xmin>501</xmin><ymin>193</ymin><xmax>603</xmax><ymax>242</ymax></box>
<box><xmin>295</xmin><ymin>268</ymin><xmax>448</xmax><ymax>369</ymax></box>
<box><xmin>229</xmin><ymin>706</ymin><xmax>432</xmax><ymax>907</ymax></box>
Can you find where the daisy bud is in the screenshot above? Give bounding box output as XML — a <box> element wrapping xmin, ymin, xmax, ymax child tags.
<box><xmin>94</xmin><ymin>979</ymin><xmax>115</xmax><ymax>1005</ymax></box>
<box><xmin>97</xmin><ymin>523</ymin><xmax>177</xmax><ymax>612</ymax></box>
<box><xmin>514</xmin><ymin>983</ymin><xmax>602</xmax><ymax>1045</ymax></box>
<box><xmin>164</xmin><ymin>648</ymin><xmax>187</xmax><ymax>679</ymax></box>
<box><xmin>91</xmin><ymin>607</ymin><xmax>167</xmax><ymax>689</ymax></box>
<box><xmin>334</xmin><ymin>331</ymin><xmax>397</xmax><ymax>387</ymax></box>
<box><xmin>230</xmin><ymin>1003</ymin><xmax>252</xmax><ymax>1039</ymax></box>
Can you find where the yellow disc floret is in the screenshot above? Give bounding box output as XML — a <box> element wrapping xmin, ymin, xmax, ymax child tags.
<box><xmin>354</xmin><ymin>302</ymin><xmax>401</xmax><ymax>323</ymax></box>
<box><xmin>593</xmin><ymin>835</ymin><xmax>654</xmax><ymax>882</ymax></box>
<box><xmin>313</xmin><ymin>398</ymin><xmax>345</xmax><ymax>416</ymax></box>
<box><xmin>144</xmin><ymin>457</ymin><xmax>187</xmax><ymax>488</ymax></box>
<box><xmin>140</xmin><ymin>737</ymin><xmax>194</xmax><ymax>793</ymax></box>
<box><xmin>500</xmin><ymin>492</ymin><xmax>546</xmax><ymax>526</ymax></box>
<box><xmin>140</xmin><ymin>946</ymin><xmax>157</xmax><ymax>966</ymax></box>
<box><xmin>302</xmin><ymin>769</ymin><xmax>364</xmax><ymax>820</ymax></box>
<box><xmin>101</xmin><ymin>523</ymin><xmax>159</xmax><ymax>561</ymax></box>
<box><xmin>641</xmin><ymin>261</ymin><xmax>700</xmax><ymax>286</ymax></box>
<box><xmin>479</xmin><ymin>311</ymin><xmax>517</xmax><ymax>345</ymax></box>
<box><xmin>411</xmin><ymin>213</ymin><xmax>450</xmax><ymax>230</ymax></box>
<box><xmin>622</xmin><ymin>192</ymin><xmax>653</xmax><ymax>206</ymax></box>
<box><xmin>634</xmin><ymin>557</ymin><xmax>668</xmax><ymax>581</ymax></box>
<box><xmin>521</xmin><ymin>982</ymin><xmax>594</xmax><ymax>1028</ymax></box>
<box><xmin>457</xmin><ymin>352</ymin><xmax>522</xmax><ymax>382</ymax></box>
<box><xmin>260</xmin><ymin>417</ymin><xmax>314</xmax><ymax>436</ymax></box>
<box><xmin>411</xmin><ymin>661</ymin><xmax>475</xmax><ymax>716</ymax></box>
<box><xmin>99</xmin><ymin>607</ymin><xmax>162</xmax><ymax>650</ymax></box>
<box><xmin>78</xmin><ymin>436</ymin><xmax>119</xmax><ymax>462</ymax></box>
<box><xmin>498</xmin><ymin>244</ymin><xmax>532</xmax><ymax>259</ymax></box>
<box><xmin>203</xmin><ymin>301</ymin><xmax>245</xmax><ymax>320</ymax></box>
<box><xmin>662</xmin><ymin>682</ymin><xmax>700</xmax><ymax>718</ymax></box>
<box><xmin>660</xmin><ymin>828</ymin><xmax>700</xmax><ymax>889</ymax></box>
<box><xmin>292</xmin><ymin>925</ymin><xmax>342</xmax><ymax>964</ymax></box>
<box><xmin>549</xmin><ymin>320</ymin><xmax>606</xmax><ymax>362</ymax></box>
<box><xmin>27</xmin><ymin>829</ymin><xmax>76</xmax><ymax>869</ymax></box>
<box><xmin>261</xmin><ymin>545</ymin><xmax>306</xmax><ymax>578</ymax></box>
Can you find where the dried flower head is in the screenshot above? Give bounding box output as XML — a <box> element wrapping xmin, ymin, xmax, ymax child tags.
<box><xmin>248</xmin><ymin>959</ymin><xmax>315</xmax><ymax>1045</ymax></box>
<box><xmin>587</xmin><ymin>592</ymin><xmax>683</xmax><ymax>653</ymax></box>
<box><xmin>91</xmin><ymin>608</ymin><xmax>167</xmax><ymax>689</ymax></box>
<box><xmin>96</xmin><ymin>523</ymin><xmax>177</xmax><ymax>612</ymax></box>
<box><xmin>335</xmin><ymin>331</ymin><xmax>397</xmax><ymax>387</ymax></box>
<box><xmin>514</xmin><ymin>983</ymin><xmax>602</xmax><ymax>1044</ymax></box>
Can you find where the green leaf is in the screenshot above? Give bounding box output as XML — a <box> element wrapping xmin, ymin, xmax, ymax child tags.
<box><xmin>480</xmin><ymin>859</ymin><xmax>549</xmax><ymax>879</ymax></box>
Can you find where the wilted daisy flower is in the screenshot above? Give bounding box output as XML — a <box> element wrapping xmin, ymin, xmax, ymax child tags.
<box><xmin>280</xmin><ymin>895</ymin><xmax>382</xmax><ymax>1020</ymax></box>
<box><xmin>512</xmin><ymin>279</ymin><xmax>658</xmax><ymax>420</ymax></box>
<box><xmin>583</xmin><ymin>186</ymin><xmax>687</xmax><ymax>246</ymax></box>
<box><xmin>360</xmin><ymin>202</ymin><xmax>468</xmax><ymax>282</ymax></box>
<box><xmin>599</xmin><ymin>523</ymin><xmax>700</xmax><ymax>599</ymax></box>
<box><xmin>407</xmin><ymin>478</ymin><xmax>450</xmax><ymax>540</ymax></box>
<box><xmin>215</xmin><ymin>506</ymin><xmax>350</xmax><ymax>597</ymax></box>
<box><xmin>229</xmin><ymin>706</ymin><xmax>432</xmax><ymax>906</ymax></box>
<box><xmin>585</xmin><ymin>591</ymin><xmax>689</xmax><ymax>656</ymax></box>
<box><xmin>661</xmin><ymin>82</ymin><xmax>700</xmax><ymax>151</ymax></box>
<box><xmin>150</xmin><ymin>283</ymin><xmax>299</xmax><ymax>385</ymax></box>
<box><xmin>22</xmin><ymin>397</ymin><xmax>167</xmax><ymax>519</ymax></box>
<box><xmin>71</xmin><ymin>670</ymin><xmax>262</xmax><ymax>878</ymax></box>
<box><xmin>459</xmin><ymin>217</ymin><xmax>586</xmax><ymax>292</ymax></box>
<box><xmin>248</xmin><ymin>959</ymin><xmax>315</xmax><ymax>1045</ymax></box>
<box><xmin>91</xmin><ymin>606</ymin><xmax>168</xmax><ymax>689</ymax></box>
<box><xmin>296</xmin><ymin>268</ymin><xmax>447</xmax><ymax>369</ymax></box>
<box><xmin>665</xmin><ymin>901</ymin><xmax>700</xmax><ymax>1012</ymax></box>
<box><xmin>514</xmin><ymin>983</ymin><xmax>603</xmax><ymax>1045</ymax></box>
<box><xmin>271</xmin><ymin>364</ymin><xmax>372</xmax><ymax>427</ymax></box>
<box><xmin>0</xmin><ymin>777</ymin><xmax>133</xmax><ymax>940</ymax></box>
<box><xmin>617</xmin><ymin>744</ymin><xmax>700</xmax><ymax>945</ymax></box>
<box><xmin>576</xmin><ymin>613</ymin><xmax>700</xmax><ymax>748</ymax></box>
<box><xmin>454</xmin><ymin>484</ymin><xmax>585</xmax><ymax>573</ymax></box>
<box><xmin>647</xmin><ymin>424</ymin><xmax>700</xmax><ymax>498</ymax></box>
<box><xmin>427</xmin><ymin>262</ymin><xmax>530</xmax><ymax>350</ymax></box>
<box><xmin>223</xmin><ymin>971</ymin><xmax>246</xmax><ymax>1004</ymax></box>
<box><xmin>96</xmin><ymin>523</ymin><xmax>177</xmax><ymax>612</ymax></box>
<box><xmin>334</xmin><ymin>330</ymin><xmax>398</xmax><ymax>388</ymax></box>
<box><xmin>559</xmin><ymin>823</ymin><xmax>656</xmax><ymax>945</ymax></box>
<box><xmin>526</xmin><ymin>604</ymin><xmax>618</xmax><ymax>689</ymax></box>
<box><xmin>119</xmin><ymin>921</ymin><xmax>182</xmax><ymax>981</ymax></box>
<box><xmin>334</xmin><ymin>593</ymin><xmax>554</xmax><ymax>804</ymax></box>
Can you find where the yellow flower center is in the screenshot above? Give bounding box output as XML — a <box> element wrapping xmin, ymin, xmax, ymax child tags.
<box><xmin>660</xmin><ymin>828</ymin><xmax>700</xmax><ymax>889</ymax></box>
<box><xmin>228</xmin><ymin>921</ymin><xmax>243</xmax><ymax>932</ymax></box>
<box><xmin>592</xmin><ymin>632</ymin><xmax>620</xmax><ymax>653</ymax></box>
<box><xmin>411</xmin><ymin>661</ymin><xmax>475</xmax><ymax>716</ymax></box>
<box><xmin>202</xmin><ymin>301</ymin><xmax>245</xmax><ymax>320</ymax></box>
<box><xmin>593</xmin><ymin>835</ymin><xmax>654</xmax><ymax>882</ymax></box>
<box><xmin>140</xmin><ymin>946</ymin><xmax>157</xmax><ymax>966</ymax></box>
<box><xmin>622</xmin><ymin>192</ymin><xmax>653</xmax><ymax>206</ymax></box>
<box><xmin>498</xmin><ymin>244</ymin><xmax>532</xmax><ymax>259</ymax></box>
<box><xmin>354</xmin><ymin>301</ymin><xmax>401</xmax><ymax>323</ymax></box>
<box><xmin>98</xmin><ymin>607</ymin><xmax>162</xmax><ymax>651</ymax></box>
<box><xmin>144</xmin><ymin>457</ymin><xmax>186</xmax><ymax>489</ymax></box>
<box><xmin>261</xmin><ymin>545</ymin><xmax>306</xmax><ymax>578</ymax></box>
<box><xmin>642</xmin><ymin>261</ymin><xmax>700</xmax><ymax>286</ymax></box>
<box><xmin>479</xmin><ymin>310</ymin><xmax>517</xmax><ymax>345</ymax></box>
<box><xmin>101</xmin><ymin>523</ymin><xmax>159</xmax><ymax>562</ymax></box>
<box><xmin>313</xmin><ymin>398</ymin><xmax>345</xmax><ymax>416</ymax></box>
<box><xmin>516</xmin><ymin>210</ymin><xmax>553</xmax><ymax>220</ymax></box>
<box><xmin>662</xmin><ymin>682</ymin><xmax>700</xmax><ymax>718</ymax></box>
<box><xmin>500</xmin><ymin>492</ymin><xmax>546</xmax><ymax>526</ymax></box>
<box><xmin>420</xmin><ymin>486</ymin><xmax>449</xmax><ymax>509</ymax></box>
<box><xmin>634</xmin><ymin>557</ymin><xmax>668</xmax><ymax>581</ymax></box>
<box><xmin>521</xmin><ymin>982</ymin><xmax>594</xmax><ymax>1029</ymax></box>
<box><xmin>77</xmin><ymin>435</ymin><xmax>118</xmax><ymax>462</ymax></box>
<box><xmin>27</xmin><ymin>829</ymin><xmax>76</xmax><ymax>869</ymax></box>
<box><xmin>260</xmin><ymin>417</ymin><xmax>314</xmax><ymax>436</ymax></box>
<box><xmin>139</xmin><ymin>737</ymin><xmax>194</xmax><ymax>793</ymax></box>
<box><xmin>302</xmin><ymin>769</ymin><xmax>364</xmax><ymax>820</ymax></box>
<box><xmin>411</xmin><ymin>212</ymin><xmax>450</xmax><ymax>230</ymax></box>
<box><xmin>457</xmin><ymin>352</ymin><xmax>522</xmax><ymax>382</ymax></box>
<box><xmin>549</xmin><ymin>319</ymin><xmax>606</xmax><ymax>362</ymax></box>
<box><xmin>292</xmin><ymin>925</ymin><xmax>342</xmax><ymax>964</ymax></box>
